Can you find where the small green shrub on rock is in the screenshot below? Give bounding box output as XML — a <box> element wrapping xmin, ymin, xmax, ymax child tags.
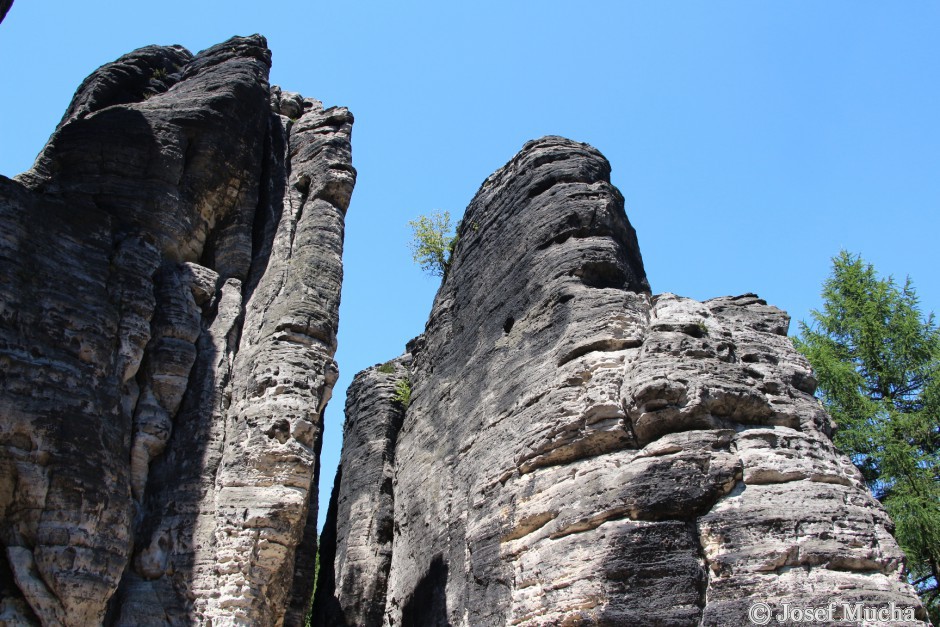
<box><xmin>393</xmin><ymin>378</ymin><xmax>411</xmax><ymax>408</ymax></box>
<box><xmin>408</xmin><ymin>211</ymin><xmax>456</xmax><ymax>278</ymax></box>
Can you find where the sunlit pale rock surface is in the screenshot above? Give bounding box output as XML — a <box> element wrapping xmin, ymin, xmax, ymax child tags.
<box><xmin>315</xmin><ymin>137</ymin><xmax>927</xmax><ymax>626</ymax></box>
<box><xmin>0</xmin><ymin>35</ymin><xmax>352</xmax><ymax>626</ymax></box>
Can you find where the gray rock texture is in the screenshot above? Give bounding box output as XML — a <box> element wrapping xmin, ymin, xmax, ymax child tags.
<box><xmin>313</xmin><ymin>354</ymin><xmax>411</xmax><ymax>627</ymax></box>
<box><xmin>317</xmin><ymin>137</ymin><xmax>927</xmax><ymax>625</ymax></box>
<box><xmin>0</xmin><ymin>35</ymin><xmax>353</xmax><ymax>626</ymax></box>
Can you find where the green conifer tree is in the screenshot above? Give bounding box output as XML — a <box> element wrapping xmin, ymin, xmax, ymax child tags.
<box><xmin>795</xmin><ymin>251</ymin><xmax>940</xmax><ymax>622</ymax></box>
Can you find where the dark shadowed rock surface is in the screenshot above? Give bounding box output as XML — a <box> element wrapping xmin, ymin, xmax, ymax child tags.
<box><xmin>0</xmin><ymin>0</ymin><xmax>11</xmax><ymax>24</ymax></box>
<box><xmin>316</xmin><ymin>137</ymin><xmax>927</xmax><ymax>626</ymax></box>
<box><xmin>0</xmin><ymin>36</ymin><xmax>353</xmax><ymax>626</ymax></box>
<box><xmin>312</xmin><ymin>353</ymin><xmax>411</xmax><ymax>627</ymax></box>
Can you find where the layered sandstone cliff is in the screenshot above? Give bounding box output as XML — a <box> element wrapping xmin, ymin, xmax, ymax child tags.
<box><xmin>317</xmin><ymin>137</ymin><xmax>927</xmax><ymax>626</ymax></box>
<box><xmin>0</xmin><ymin>35</ymin><xmax>352</xmax><ymax>625</ymax></box>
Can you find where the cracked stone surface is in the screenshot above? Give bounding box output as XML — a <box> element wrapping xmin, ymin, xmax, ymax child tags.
<box><xmin>316</xmin><ymin>136</ymin><xmax>926</xmax><ymax>626</ymax></box>
<box><xmin>0</xmin><ymin>36</ymin><xmax>352</xmax><ymax>626</ymax></box>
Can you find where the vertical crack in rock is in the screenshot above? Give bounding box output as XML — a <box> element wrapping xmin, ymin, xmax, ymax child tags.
<box><xmin>0</xmin><ymin>35</ymin><xmax>353</xmax><ymax>626</ymax></box>
<box><xmin>323</xmin><ymin>137</ymin><xmax>927</xmax><ymax>625</ymax></box>
<box><xmin>128</xmin><ymin>263</ymin><xmax>202</xmax><ymax>504</ymax></box>
<box><xmin>311</xmin><ymin>462</ymin><xmax>343</xmax><ymax>626</ymax></box>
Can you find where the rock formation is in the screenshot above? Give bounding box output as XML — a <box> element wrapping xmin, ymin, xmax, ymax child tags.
<box><xmin>316</xmin><ymin>137</ymin><xmax>928</xmax><ymax>625</ymax></box>
<box><xmin>0</xmin><ymin>0</ymin><xmax>12</xmax><ymax>25</ymax></box>
<box><xmin>0</xmin><ymin>26</ymin><xmax>929</xmax><ymax>627</ymax></box>
<box><xmin>312</xmin><ymin>354</ymin><xmax>412</xmax><ymax>627</ymax></box>
<box><xmin>0</xmin><ymin>35</ymin><xmax>353</xmax><ymax>625</ymax></box>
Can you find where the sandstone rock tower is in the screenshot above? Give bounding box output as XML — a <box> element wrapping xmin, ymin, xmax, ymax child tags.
<box><xmin>314</xmin><ymin>137</ymin><xmax>927</xmax><ymax>626</ymax></box>
<box><xmin>0</xmin><ymin>36</ymin><xmax>352</xmax><ymax>625</ymax></box>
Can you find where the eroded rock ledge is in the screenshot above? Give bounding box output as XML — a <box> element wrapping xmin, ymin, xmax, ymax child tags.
<box><xmin>317</xmin><ymin>137</ymin><xmax>926</xmax><ymax>626</ymax></box>
<box><xmin>0</xmin><ymin>35</ymin><xmax>353</xmax><ymax>626</ymax></box>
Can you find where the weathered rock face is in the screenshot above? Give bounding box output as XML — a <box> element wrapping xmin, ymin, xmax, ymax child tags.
<box><xmin>317</xmin><ymin>137</ymin><xmax>927</xmax><ymax>625</ymax></box>
<box><xmin>0</xmin><ymin>36</ymin><xmax>353</xmax><ymax>626</ymax></box>
<box><xmin>313</xmin><ymin>353</ymin><xmax>410</xmax><ymax>627</ymax></box>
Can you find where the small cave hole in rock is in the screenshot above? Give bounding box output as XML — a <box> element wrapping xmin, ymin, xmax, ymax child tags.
<box><xmin>294</xmin><ymin>174</ymin><xmax>311</xmax><ymax>197</ymax></box>
<box><xmin>264</xmin><ymin>418</ymin><xmax>291</xmax><ymax>444</ymax></box>
<box><xmin>575</xmin><ymin>260</ymin><xmax>626</xmax><ymax>290</ymax></box>
<box><xmin>503</xmin><ymin>316</ymin><xmax>515</xmax><ymax>334</ymax></box>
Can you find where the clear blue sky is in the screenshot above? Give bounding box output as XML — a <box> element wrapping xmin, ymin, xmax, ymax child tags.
<box><xmin>2</xmin><ymin>2</ymin><xmax>938</xmax><ymax>531</ymax></box>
